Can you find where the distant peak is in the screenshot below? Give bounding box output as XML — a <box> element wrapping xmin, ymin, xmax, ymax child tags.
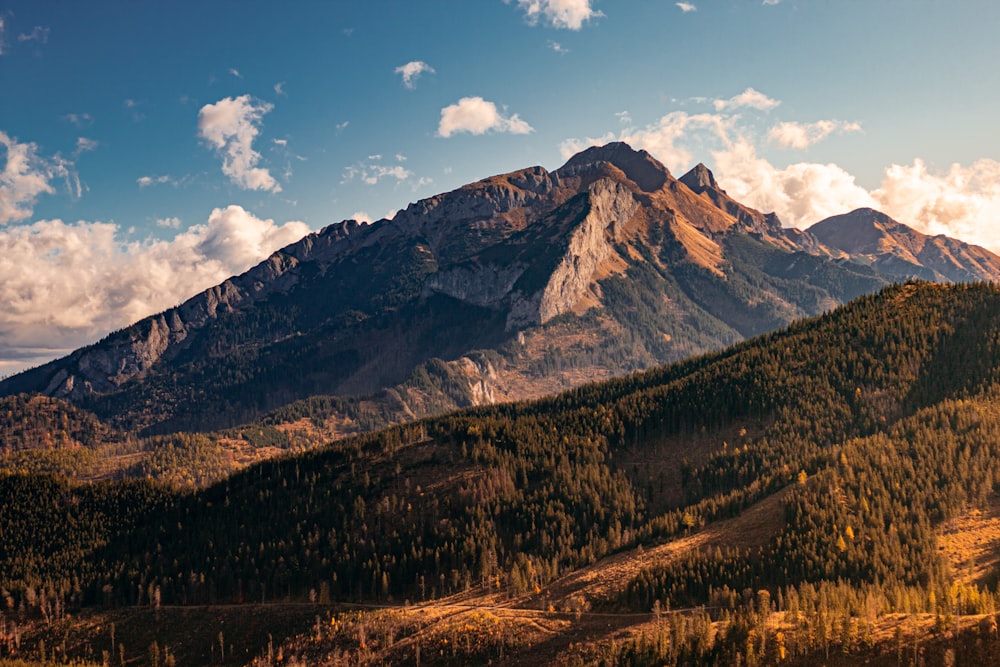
<box><xmin>556</xmin><ymin>141</ymin><xmax>669</xmax><ymax>192</ymax></box>
<box><xmin>679</xmin><ymin>163</ymin><xmax>720</xmax><ymax>194</ymax></box>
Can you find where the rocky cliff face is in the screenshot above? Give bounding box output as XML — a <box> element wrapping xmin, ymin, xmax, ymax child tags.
<box><xmin>3</xmin><ymin>142</ymin><xmax>997</xmax><ymax>434</ymax></box>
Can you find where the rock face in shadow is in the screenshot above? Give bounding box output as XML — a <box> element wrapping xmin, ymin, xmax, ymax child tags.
<box><xmin>4</xmin><ymin>142</ymin><xmax>999</xmax><ymax>434</ymax></box>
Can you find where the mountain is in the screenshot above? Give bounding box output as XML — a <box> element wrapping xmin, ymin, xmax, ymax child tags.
<box><xmin>2</xmin><ymin>143</ymin><xmax>998</xmax><ymax>436</ymax></box>
<box><xmin>6</xmin><ymin>281</ymin><xmax>1000</xmax><ymax>665</ymax></box>
<box><xmin>808</xmin><ymin>206</ymin><xmax>1000</xmax><ymax>282</ymax></box>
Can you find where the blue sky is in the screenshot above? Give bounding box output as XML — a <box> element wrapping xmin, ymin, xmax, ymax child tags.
<box><xmin>2</xmin><ymin>0</ymin><xmax>999</xmax><ymax>374</ymax></box>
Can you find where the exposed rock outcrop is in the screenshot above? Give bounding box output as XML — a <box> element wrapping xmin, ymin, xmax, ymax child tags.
<box><xmin>508</xmin><ymin>178</ymin><xmax>638</xmax><ymax>328</ymax></box>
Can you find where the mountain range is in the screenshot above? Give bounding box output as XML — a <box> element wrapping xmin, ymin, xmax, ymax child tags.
<box><xmin>2</xmin><ymin>142</ymin><xmax>999</xmax><ymax>437</ymax></box>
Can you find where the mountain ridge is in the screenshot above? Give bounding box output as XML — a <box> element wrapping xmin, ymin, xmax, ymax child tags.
<box><xmin>2</xmin><ymin>142</ymin><xmax>999</xmax><ymax>435</ymax></box>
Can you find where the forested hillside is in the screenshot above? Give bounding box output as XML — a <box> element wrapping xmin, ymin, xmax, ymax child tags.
<box><xmin>4</xmin><ymin>281</ymin><xmax>1000</xmax><ymax>665</ymax></box>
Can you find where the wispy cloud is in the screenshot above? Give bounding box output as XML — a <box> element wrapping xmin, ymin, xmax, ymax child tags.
<box><xmin>75</xmin><ymin>137</ymin><xmax>99</xmax><ymax>156</ymax></box>
<box><xmin>767</xmin><ymin>120</ymin><xmax>862</xmax><ymax>150</ymax></box>
<box><xmin>438</xmin><ymin>97</ymin><xmax>534</xmax><ymax>137</ymax></box>
<box><xmin>676</xmin><ymin>3</ymin><xmax>697</xmax><ymax>13</ymax></box>
<box><xmin>274</xmin><ymin>81</ymin><xmax>286</xmax><ymax>96</ymax></box>
<box><xmin>0</xmin><ymin>206</ymin><xmax>308</xmax><ymax>372</ymax></box>
<box><xmin>198</xmin><ymin>94</ymin><xmax>281</xmax><ymax>192</ymax></box>
<box><xmin>17</xmin><ymin>26</ymin><xmax>50</xmax><ymax>44</ymax></box>
<box><xmin>63</xmin><ymin>113</ymin><xmax>93</xmax><ymax>128</ymax></box>
<box><xmin>713</xmin><ymin>87</ymin><xmax>780</xmax><ymax>112</ymax></box>
<box><xmin>510</xmin><ymin>0</ymin><xmax>603</xmax><ymax>30</ymax></box>
<box><xmin>228</xmin><ymin>67</ymin><xmax>242</xmax><ymax>79</ymax></box>
<box><xmin>548</xmin><ymin>40</ymin><xmax>569</xmax><ymax>54</ymax></box>
<box><xmin>124</xmin><ymin>98</ymin><xmax>145</xmax><ymax>122</ymax></box>
<box><xmin>0</xmin><ymin>130</ymin><xmax>74</xmax><ymax>225</ymax></box>
<box><xmin>762</xmin><ymin>0</ymin><xmax>781</xmax><ymax>5</ymax></box>
<box><xmin>395</xmin><ymin>61</ymin><xmax>435</xmax><ymax>89</ymax></box>
<box><xmin>341</xmin><ymin>154</ymin><xmax>413</xmax><ymax>186</ymax></box>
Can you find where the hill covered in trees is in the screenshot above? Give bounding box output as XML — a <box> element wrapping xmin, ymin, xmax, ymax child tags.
<box><xmin>4</xmin><ymin>281</ymin><xmax>1000</xmax><ymax>665</ymax></box>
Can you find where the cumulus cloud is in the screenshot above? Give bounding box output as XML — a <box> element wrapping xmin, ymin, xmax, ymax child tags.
<box><xmin>713</xmin><ymin>87</ymin><xmax>780</xmax><ymax>112</ymax></box>
<box><xmin>438</xmin><ymin>97</ymin><xmax>534</xmax><ymax>138</ymax></box>
<box><xmin>198</xmin><ymin>94</ymin><xmax>281</xmax><ymax>192</ymax></box>
<box><xmin>511</xmin><ymin>0</ymin><xmax>603</xmax><ymax>29</ymax></box>
<box><xmin>395</xmin><ymin>61</ymin><xmax>435</xmax><ymax>89</ymax></box>
<box><xmin>870</xmin><ymin>158</ymin><xmax>1000</xmax><ymax>250</ymax></box>
<box><xmin>768</xmin><ymin>120</ymin><xmax>862</xmax><ymax>150</ymax></box>
<box><xmin>676</xmin><ymin>2</ymin><xmax>697</xmax><ymax>12</ymax></box>
<box><xmin>0</xmin><ymin>131</ymin><xmax>72</xmax><ymax>225</ymax></box>
<box><xmin>560</xmin><ymin>110</ymin><xmax>734</xmax><ymax>175</ymax></box>
<box><xmin>0</xmin><ymin>206</ymin><xmax>309</xmax><ymax>374</ymax></box>
<box><xmin>711</xmin><ymin>137</ymin><xmax>876</xmax><ymax>228</ymax></box>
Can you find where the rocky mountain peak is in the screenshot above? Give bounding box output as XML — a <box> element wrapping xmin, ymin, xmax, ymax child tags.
<box><xmin>555</xmin><ymin>142</ymin><xmax>669</xmax><ymax>193</ymax></box>
<box><xmin>679</xmin><ymin>163</ymin><xmax>720</xmax><ymax>194</ymax></box>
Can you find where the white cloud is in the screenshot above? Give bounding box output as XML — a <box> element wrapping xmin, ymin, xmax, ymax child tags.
<box><xmin>768</xmin><ymin>120</ymin><xmax>862</xmax><ymax>150</ymax></box>
<box><xmin>63</xmin><ymin>113</ymin><xmax>93</xmax><ymax>128</ymax></box>
<box><xmin>335</xmin><ymin>121</ymin><xmax>350</xmax><ymax>133</ymax></box>
<box><xmin>871</xmin><ymin>158</ymin><xmax>1000</xmax><ymax>250</ymax></box>
<box><xmin>548</xmin><ymin>40</ymin><xmax>569</xmax><ymax>54</ymax></box>
<box><xmin>395</xmin><ymin>61</ymin><xmax>435</xmax><ymax>89</ymax></box>
<box><xmin>438</xmin><ymin>97</ymin><xmax>534</xmax><ymax>138</ymax></box>
<box><xmin>0</xmin><ymin>131</ymin><xmax>72</xmax><ymax>225</ymax></box>
<box><xmin>272</xmin><ymin>138</ymin><xmax>288</xmax><ymax>147</ymax></box>
<box><xmin>615</xmin><ymin>110</ymin><xmax>632</xmax><ymax>124</ymax></box>
<box><xmin>713</xmin><ymin>87</ymin><xmax>780</xmax><ymax>112</ymax></box>
<box><xmin>763</xmin><ymin>0</ymin><xmax>781</xmax><ymax>5</ymax></box>
<box><xmin>274</xmin><ymin>81</ymin><xmax>286</xmax><ymax>96</ymax></box>
<box><xmin>342</xmin><ymin>156</ymin><xmax>413</xmax><ymax>186</ymax></box>
<box><xmin>18</xmin><ymin>26</ymin><xmax>50</xmax><ymax>44</ymax></box>
<box><xmin>512</xmin><ymin>0</ymin><xmax>603</xmax><ymax>29</ymax></box>
<box><xmin>156</xmin><ymin>216</ymin><xmax>182</xmax><ymax>229</ymax></box>
<box><xmin>0</xmin><ymin>206</ymin><xmax>309</xmax><ymax>372</ymax></box>
<box><xmin>228</xmin><ymin>67</ymin><xmax>242</xmax><ymax>79</ymax></box>
<box><xmin>710</xmin><ymin>134</ymin><xmax>1000</xmax><ymax>252</ymax></box>
<box><xmin>136</xmin><ymin>175</ymin><xmax>172</xmax><ymax>188</ymax></box>
<box><xmin>198</xmin><ymin>94</ymin><xmax>281</xmax><ymax>192</ymax></box>
<box><xmin>0</xmin><ymin>17</ymin><xmax>5</xmax><ymax>55</ymax></box>
<box><xmin>350</xmin><ymin>211</ymin><xmax>372</xmax><ymax>224</ymax></box>
<box><xmin>676</xmin><ymin>2</ymin><xmax>697</xmax><ymax>12</ymax></box>
<box><xmin>560</xmin><ymin>110</ymin><xmax>734</xmax><ymax>174</ymax></box>
<box><xmin>711</xmin><ymin>137</ymin><xmax>877</xmax><ymax>228</ymax></box>
<box><xmin>75</xmin><ymin>137</ymin><xmax>99</xmax><ymax>155</ymax></box>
